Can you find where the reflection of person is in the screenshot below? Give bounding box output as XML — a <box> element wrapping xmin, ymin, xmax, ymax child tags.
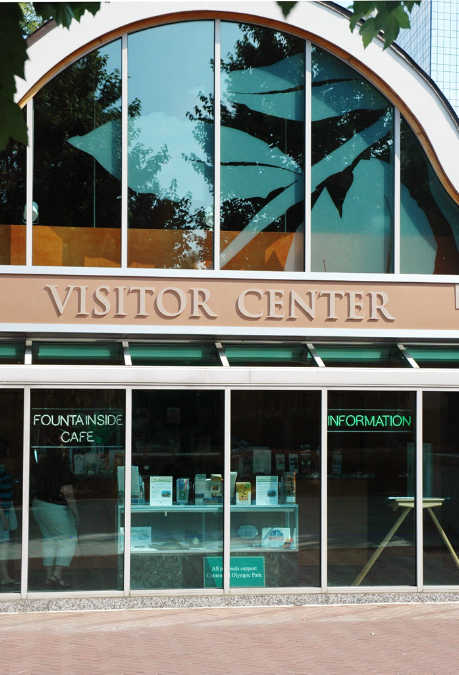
<box><xmin>31</xmin><ymin>446</ymin><xmax>80</xmax><ymax>589</ymax></box>
<box><xmin>0</xmin><ymin>442</ymin><xmax>19</xmax><ymax>586</ymax></box>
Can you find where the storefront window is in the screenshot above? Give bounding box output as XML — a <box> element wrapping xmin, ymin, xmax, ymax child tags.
<box><xmin>28</xmin><ymin>389</ymin><xmax>125</xmax><ymax>591</ymax></box>
<box><xmin>400</xmin><ymin>117</ymin><xmax>459</xmax><ymax>274</ymax></box>
<box><xmin>423</xmin><ymin>392</ymin><xmax>459</xmax><ymax>585</ymax></box>
<box><xmin>230</xmin><ymin>391</ymin><xmax>321</xmax><ymax>588</ymax></box>
<box><xmin>327</xmin><ymin>391</ymin><xmax>416</xmax><ymax>586</ymax></box>
<box><xmin>220</xmin><ymin>23</ymin><xmax>305</xmax><ymax>271</ymax></box>
<box><xmin>127</xmin><ymin>22</ymin><xmax>214</xmax><ymax>269</ymax></box>
<box><xmin>311</xmin><ymin>47</ymin><xmax>394</xmax><ymax>273</ymax></box>
<box><xmin>129</xmin><ymin>390</ymin><xmax>224</xmax><ymax>590</ymax></box>
<box><xmin>0</xmin><ymin>391</ymin><xmax>23</xmax><ymax>592</ymax></box>
<box><xmin>0</xmin><ymin>131</ymin><xmax>26</xmax><ymax>265</ymax></box>
<box><xmin>33</xmin><ymin>40</ymin><xmax>122</xmax><ymax>267</ymax></box>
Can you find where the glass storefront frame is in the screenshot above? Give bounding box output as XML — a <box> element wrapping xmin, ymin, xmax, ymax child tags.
<box><xmin>2</xmin><ymin>371</ymin><xmax>459</xmax><ymax>597</ymax></box>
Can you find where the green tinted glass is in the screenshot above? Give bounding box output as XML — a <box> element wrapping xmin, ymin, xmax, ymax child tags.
<box><xmin>32</xmin><ymin>342</ymin><xmax>124</xmax><ymax>365</ymax></box>
<box><xmin>224</xmin><ymin>344</ymin><xmax>313</xmax><ymax>367</ymax></box>
<box><xmin>407</xmin><ymin>346</ymin><xmax>459</xmax><ymax>368</ymax></box>
<box><xmin>0</xmin><ymin>342</ymin><xmax>25</xmax><ymax>364</ymax></box>
<box><xmin>129</xmin><ymin>343</ymin><xmax>220</xmax><ymax>366</ymax></box>
<box><xmin>314</xmin><ymin>344</ymin><xmax>407</xmax><ymax>368</ymax></box>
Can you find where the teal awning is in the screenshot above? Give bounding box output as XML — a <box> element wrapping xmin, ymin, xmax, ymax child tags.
<box><xmin>223</xmin><ymin>344</ymin><xmax>313</xmax><ymax>367</ymax></box>
<box><xmin>32</xmin><ymin>342</ymin><xmax>124</xmax><ymax>365</ymax></box>
<box><xmin>314</xmin><ymin>344</ymin><xmax>409</xmax><ymax>368</ymax></box>
<box><xmin>129</xmin><ymin>343</ymin><xmax>221</xmax><ymax>366</ymax></box>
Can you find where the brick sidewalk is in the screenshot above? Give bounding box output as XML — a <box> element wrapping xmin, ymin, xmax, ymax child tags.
<box><xmin>0</xmin><ymin>602</ymin><xmax>458</xmax><ymax>674</ymax></box>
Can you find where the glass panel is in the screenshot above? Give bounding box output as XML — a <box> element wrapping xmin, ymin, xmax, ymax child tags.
<box><xmin>401</xmin><ymin>117</ymin><xmax>459</xmax><ymax>274</ymax></box>
<box><xmin>32</xmin><ymin>342</ymin><xmax>124</xmax><ymax>365</ymax></box>
<box><xmin>224</xmin><ymin>344</ymin><xmax>313</xmax><ymax>367</ymax></box>
<box><xmin>129</xmin><ymin>390</ymin><xmax>224</xmax><ymax>590</ymax></box>
<box><xmin>0</xmin><ymin>342</ymin><xmax>24</xmax><ymax>364</ymax></box>
<box><xmin>423</xmin><ymin>392</ymin><xmax>459</xmax><ymax>584</ymax></box>
<box><xmin>33</xmin><ymin>40</ymin><xmax>122</xmax><ymax>267</ymax></box>
<box><xmin>230</xmin><ymin>391</ymin><xmax>321</xmax><ymax>588</ymax></box>
<box><xmin>311</xmin><ymin>46</ymin><xmax>394</xmax><ymax>273</ymax></box>
<box><xmin>28</xmin><ymin>389</ymin><xmax>125</xmax><ymax>591</ymax></box>
<box><xmin>314</xmin><ymin>344</ymin><xmax>408</xmax><ymax>368</ymax></box>
<box><xmin>127</xmin><ymin>22</ymin><xmax>214</xmax><ymax>269</ymax></box>
<box><xmin>328</xmin><ymin>391</ymin><xmax>416</xmax><ymax>587</ymax></box>
<box><xmin>0</xmin><ymin>391</ymin><xmax>24</xmax><ymax>591</ymax></box>
<box><xmin>220</xmin><ymin>23</ymin><xmax>305</xmax><ymax>271</ymax></box>
<box><xmin>0</xmin><ymin>129</ymin><xmax>26</xmax><ymax>265</ymax></box>
<box><xmin>129</xmin><ymin>343</ymin><xmax>220</xmax><ymax>366</ymax></box>
<box><xmin>407</xmin><ymin>345</ymin><xmax>459</xmax><ymax>368</ymax></box>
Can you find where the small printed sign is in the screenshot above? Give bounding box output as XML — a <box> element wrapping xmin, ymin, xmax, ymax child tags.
<box><xmin>203</xmin><ymin>556</ymin><xmax>265</xmax><ymax>588</ymax></box>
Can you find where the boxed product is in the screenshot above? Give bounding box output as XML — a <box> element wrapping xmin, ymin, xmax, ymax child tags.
<box><xmin>235</xmin><ymin>481</ymin><xmax>251</xmax><ymax>505</ymax></box>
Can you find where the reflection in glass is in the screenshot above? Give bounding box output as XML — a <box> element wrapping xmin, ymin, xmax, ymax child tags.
<box><xmin>0</xmin><ymin>130</ymin><xmax>26</xmax><ymax>264</ymax></box>
<box><xmin>33</xmin><ymin>40</ymin><xmax>122</xmax><ymax>267</ymax></box>
<box><xmin>311</xmin><ymin>47</ymin><xmax>394</xmax><ymax>273</ymax></box>
<box><xmin>0</xmin><ymin>391</ymin><xmax>23</xmax><ymax>591</ymax></box>
<box><xmin>129</xmin><ymin>390</ymin><xmax>224</xmax><ymax>590</ymax></box>
<box><xmin>32</xmin><ymin>342</ymin><xmax>124</xmax><ymax>366</ymax></box>
<box><xmin>327</xmin><ymin>391</ymin><xmax>416</xmax><ymax>586</ymax></box>
<box><xmin>220</xmin><ymin>23</ymin><xmax>305</xmax><ymax>271</ymax></box>
<box><xmin>314</xmin><ymin>344</ymin><xmax>409</xmax><ymax>368</ymax></box>
<box><xmin>423</xmin><ymin>392</ymin><xmax>459</xmax><ymax>584</ymax></box>
<box><xmin>127</xmin><ymin>23</ymin><xmax>214</xmax><ymax>269</ymax></box>
<box><xmin>129</xmin><ymin>343</ymin><xmax>220</xmax><ymax>367</ymax></box>
<box><xmin>401</xmin><ymin>118</ymin><xmax>459</xmax><ymax>274</ymax></box>
<box><xmin>28</xmin><ymin>389</ymin><xmax>125</xmax><ymax>591</ymax></box>
<box><xmin>224</xmin><ymin>343</ymin><xmax>313</xmax><ymax>367</ymax></box>
<box><xmin>407</xmin><ymin>345</ymin><xmax>459</xmax><ymax>368</ymax></box>
<box><xmin>230</xmin><ymin>391</ymin><xmax>320</xmax><ymax>588</ymax></box>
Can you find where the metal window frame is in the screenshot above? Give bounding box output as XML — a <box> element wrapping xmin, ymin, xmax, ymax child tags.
<box><xmin>0</xmin><ymin>372</ymin><xmax>457</xmax><ymax>597</ymax></box>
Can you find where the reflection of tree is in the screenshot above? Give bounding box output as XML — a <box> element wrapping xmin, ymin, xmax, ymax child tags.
<box><xmin>401</xmin><ymin>120</ymin><xmax>459</xmax><ymax>274</ymax></box>
<box><xmin>0</xmin><ymin>134</ymin><xmax>26</xmax><ymax>224</ymax></box>
<box><xmin>34</xmin><ymin>48</ymin><xmax>125</xmax><ymax>228</ymax></box>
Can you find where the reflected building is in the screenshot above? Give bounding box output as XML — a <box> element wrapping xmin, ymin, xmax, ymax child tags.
<box><xmin>397</xmin><ymin>0</ymin><xmax>459</xmax><ymax>115</ymax></box>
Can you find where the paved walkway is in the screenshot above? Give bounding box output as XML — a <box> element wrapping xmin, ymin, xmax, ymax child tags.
<box><xmin>0</xmin><ymin>602</ymin><xmax>458</xmax><ymax>674</ymax></box>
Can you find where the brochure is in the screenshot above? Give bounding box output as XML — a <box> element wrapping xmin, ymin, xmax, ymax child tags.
<box><xmin>150</xmin><ymin>476</ymin><xmax>173</xmax><ymax>506</ymax></box>
<box><xmin>261</xmin><ymin>527</ymin><xmax>291</xmax><ymax>548</ymax></box>
<box><xmin>289</xmin><ymin>454</ymin><xmax>299</xmax><ymax>473</ymax></box>
<box><xmin>176</xmin><ymin>478</ymin><xmax>190</xmax><ymax>504</ymax></box>
<box><xmin>283</xmin><ymin>472</ymin><xmax>296</xmax><ymax>503</ymax></box>
<box><xmin>253</xmin><ymin>447</ymin><xmax>271</xmax><ymax>474</ymax></box>
<box><xmin>131</xmin><ymin>526</ymin><xmax>152</xmax><ymax>549</ymax></box>
<box><xmin>275</xmin><ymin>454</ymin><xmax>285</xmax><ymax>473</ymax></box>
<box><xmin>256</xmin><ymin>475</ymin><xmax>279</xmax><ymax>506</ymax></box>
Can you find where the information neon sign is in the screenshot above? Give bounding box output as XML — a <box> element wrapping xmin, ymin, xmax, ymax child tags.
<box><xmin>328</xmin><ymin>410</ymin><xmax>412</xmax><ymax>431</ymax></box>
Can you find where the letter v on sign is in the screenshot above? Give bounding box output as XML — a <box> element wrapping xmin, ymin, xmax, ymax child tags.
<box><xmin>45</xmin><ymin>285</ymin><xmax>76</xmax><ymax>316</ymax></box>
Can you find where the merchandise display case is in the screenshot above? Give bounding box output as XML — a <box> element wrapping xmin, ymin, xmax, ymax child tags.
<box><xmin>118</xmin><ymin>502</ymin><xmax>298</xmax><ymax>589</ymax></box>
<box><xmin>118</xmin><ymin>503</ymin><xmax>298</xmax><ymax>553</ymax></box>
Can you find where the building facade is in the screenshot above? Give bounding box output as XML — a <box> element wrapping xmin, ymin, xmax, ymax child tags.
<box><xmin>0</xmin><ymin>1</ymin><xmax>459</xmax><ymax>609</ymax></box>
<box><xmin>397</xmin><ymin>0</ymin><xmax>459</xmax><ymax>115</ymax></box>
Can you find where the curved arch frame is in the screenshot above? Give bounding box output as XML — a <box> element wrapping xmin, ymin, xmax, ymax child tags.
<box><xmin>16</xmin><ymin>2</ymin><xmax>459</xmax><ymax>205</ymax></box>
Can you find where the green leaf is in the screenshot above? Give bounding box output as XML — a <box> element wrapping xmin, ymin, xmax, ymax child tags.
<box><xmin>0</xmin><ymin>4</ymin><xmax>29</xmax><ymax>147</ymax></box>
<box><xmin>33</xmin><ymin>2</ymin><xmax>101</xmax><ymax>28</ymax></box>
<box><xmin>276</xmin><ymin>2</ymin><xmax>297</xmax><ymax>19</ymax></box>
<box><xmin>0</xmin><ymin>97</ymin><xmax>27</xmax><ymax>148</ymax></box>
<box><xmin>359</xmin><ymin>17</ymin><xmax>377</xmax><ymax>48</ymax></box>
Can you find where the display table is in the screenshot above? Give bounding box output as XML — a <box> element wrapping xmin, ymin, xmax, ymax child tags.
<box><xmin>352</xmin><ymin>497</ymin><xmax>459</xmax><ymax>586</ymax></box>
